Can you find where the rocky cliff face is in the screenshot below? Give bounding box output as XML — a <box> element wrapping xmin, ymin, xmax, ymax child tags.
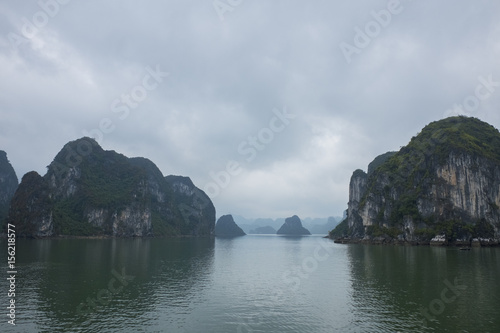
<box><xmin>347</xmin><ymin>169</ymin><xmax>368</xmax><ymax>237</ymax></box>
<box><xmin>7</xmin><ymin>138</ymin><xmax>215</xmax><ymax>237</ymax></box>
<box><xmin>165</xmin><ymin>175</ymin><xmax>215</xmax><ymax>236</ymax></box>
<box><xmin>0</xmin><ymin>151</ymin><xmax>18</xmax><ymax>226</ymax></box>
<box><xmin>339</xmin><ymin>117</ymin><xmax>500</xmax><ymax>245</ymax></box>
<box><xmin>214</xmin><ymin>214</ymin><xmax>246</xmax><ymax>237</ymax></box>
<box><xmin>277</xmin><ymin>215</ymin><xmax>311</xmax><ymax>235</ymax></box>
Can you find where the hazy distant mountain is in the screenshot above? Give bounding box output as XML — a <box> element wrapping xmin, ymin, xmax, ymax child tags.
<box><xmin>302</xmin><ymin>217</ymin><xmax>328</xmax><ymax>228</ymax></box>
<box><xmin>309</xmin><ymin>217</ymin><xmax>340</xmax><ymax>235</ymax></box>
<box><xmin>249</xmin><ymin>226</ymin><xmax>276</xmax><ymax>234</ymax></box>
<box><xmin>233</xmin><ymin>215</ymin><xmax>254</xmax><ymax>226</ymax></box>
<box><xmin>254</xmin><ymin>218</ymin><xmax>283</xmax><ymax>229</ymax></box>
<box><xmin>301</xmin><ymin>217</ymin><xmax>342</xmax><ymax>232</ymax></box>
<box><xmin>232</xmin><ymin>215</ymin><xmax>255</xmax><ymax>233</ymax></box>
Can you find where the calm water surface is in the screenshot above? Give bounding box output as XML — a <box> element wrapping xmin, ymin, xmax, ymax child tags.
<box><xmin>0</xmin><ymin>236</ymin><xmax>499</xmax><ymax>332</ymax></box>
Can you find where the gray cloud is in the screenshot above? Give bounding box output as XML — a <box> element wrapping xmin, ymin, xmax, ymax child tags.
<box><xmin>1</xmin><ymin>0</ymin><xmax>499</xmax><ymax>219</ymax></box>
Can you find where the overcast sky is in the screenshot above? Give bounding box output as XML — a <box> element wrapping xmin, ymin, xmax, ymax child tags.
<box><xmin>1</xmin><ymin>0</ymin><xmax>499</xmax><ymax>219</ymax></box>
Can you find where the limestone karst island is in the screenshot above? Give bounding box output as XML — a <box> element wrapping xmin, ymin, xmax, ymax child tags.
<box><xmin>2</xmin><ymin>138</ymin><xmax>215</xmax><ymax>238</ymax></box>
<box><xmin>329</xmin><ymin>116</ymin><xmax>500</xmax><ymax>247</ymax></box>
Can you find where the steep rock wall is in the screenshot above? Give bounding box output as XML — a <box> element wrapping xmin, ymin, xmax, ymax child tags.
<box><xmin>0</xmin><ymin>151</ymin><xmax>18</xmax><ymax>226</ymax></box>
<box><xmin>341</xmin><ymin>117</ymin><xmax>500</xmax><ymax>245</ymax></box>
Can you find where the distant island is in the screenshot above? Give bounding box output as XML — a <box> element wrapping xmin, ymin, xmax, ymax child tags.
<box><xmin>3</xmin><ymin>137</ymin><xmax>215</xmax><ymax>238</ymax></box>
<box><xmin>330</xmin><ymin>116</ymin><xmax>500</xmax><ymax>247</ymax></box>
<box><xmin>215</xmin><ymin>214</ymin><xmax>246</xmax><ymax>237</ymax></box>
<box><xmin>277</xmin><ymin>215</ymin><xmax>311</xmax><ymax>236</ymax></box>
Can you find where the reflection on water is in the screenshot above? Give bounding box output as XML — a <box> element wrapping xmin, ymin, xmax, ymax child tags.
<box><xmin>0</xmin><ymin>237</ymin><xmax>499</xmax><ymax>332</ymax></box>
<box><xmin>346</xmin><ymin>245</ymin><xmax>500</xmax><ymax>332</ymax></box>
<box><xmin>0</xmin><ymin>238</ymin><xmax>215</xmax><ymax>332</ymax></box>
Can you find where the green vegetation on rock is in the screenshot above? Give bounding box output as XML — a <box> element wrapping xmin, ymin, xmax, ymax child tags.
<box><xmin>329</xmin><ymin>218</ymin><xmax>348</xmax><ymax>238</ymax></box>
<box><xmin>6</xmin><ymin>137</ymin><xmax>215</xmax><ymax>238</ymax></box>
<box><xmin>339</xmin><ymin>116</ymin><xmax>500</xmax><ymax>244</ymax></box>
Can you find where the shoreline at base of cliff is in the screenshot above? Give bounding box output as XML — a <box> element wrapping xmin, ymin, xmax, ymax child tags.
<box><xmin>0</xmin><ymin>233</ymin><xmax>215</xmax><ymax>239</ymax></box>
<box><xmin>331</xmin><ymin>236</ymin><xmax>500</xmax><ymax>247</ymax></box>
